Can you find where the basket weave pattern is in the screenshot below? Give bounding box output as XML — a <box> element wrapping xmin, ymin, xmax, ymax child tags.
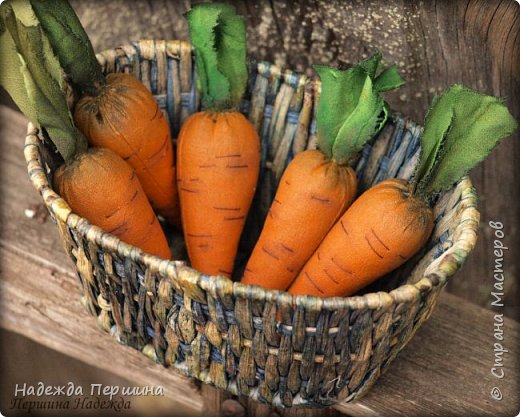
<box><xmin>24</xmin><ymin>40</ymin><xmax>479</xmax><ymax>407</ymax></box>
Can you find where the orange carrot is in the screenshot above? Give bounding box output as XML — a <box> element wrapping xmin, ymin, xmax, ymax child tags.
<box><xmin>31</xmin><ymin>0</ymin><xmax>180</xmax><ymax>226</ymax></box>
<box><xmin>242</xmin><ymin>53</ymin><xmax>404</xmax><ymax>290</ymax></box>
<box><xmin>288</xmin><ymin>85</ymin><xmax>517</xmax><ymax>298</ymax></box>
<box><xmin>1</xmin><ymin>3</ymin><xmax>171</xmax><ymax>259</ymax></box>
<box><xmin>242</xmin><ymin>150</ymin><xmax>356</xmax><ymax>289</ymax></box>
<box><xmin>54</xmin><ymin>148</ymin><xmax>172</xmax><ymax>259</ymax></box>
<box><xmin>288</xmin><ymin>178</ymin><xmax>432</xmax><ymax>297</ymax></box>
<box><xmin>73</xmin><ymin>73</ymin><xmax>179</xmax><ymax>226</ymax></box>
<box><xmin>177</xmin><ymin>111</ymin><xmax>260</xmax><ymax>276</ymax></box>
<box><xmin>178</xmin><ymin>4</ymin><xmax>260</xmax><ymax>277</ymax></box>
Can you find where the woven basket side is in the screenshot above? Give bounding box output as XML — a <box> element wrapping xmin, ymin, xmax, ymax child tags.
<box><xmin>24</xmin><ymin>39</ymin><xmax>480</xmax><ymax>407</ymax></box>
<box><xmin>24</xmin><ymin>39</ymin><xmax>481</xmax><ymax>313</ymax></box>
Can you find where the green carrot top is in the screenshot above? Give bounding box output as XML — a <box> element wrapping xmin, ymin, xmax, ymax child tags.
<box><xmin>315</xmin><ymin>51</ymin><xmax>405</xmax><ymax>165</ymax></box>
<box><xmin>0</xmin><ymin>0</ymin><xmax>88</xmax><ymax>161</ymax></box>
<box><xmin>29</xmin><ymin>0</ymin><xmax>105</xmax><ymax>96</ymax></box>
<box><xmin>185</xmin><ymin>3</ymin><xmax>247</xmax><ymax>111</ymax></box>
<box><xmin>413</xmin><ymin>84</ymin><xmax>517</xmax><ymax>203</ymax></box>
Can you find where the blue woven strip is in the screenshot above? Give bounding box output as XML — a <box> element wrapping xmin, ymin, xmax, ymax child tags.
<box><xmin>278</xmin><ymin>376</ymin><xmax>288</xmax><ymax>392</ymax></box>
<box><xmin>260</xmin><ymin>104</ymin><xmax>274</xmax><ymax>170</ymax></box>
<box><xmin>214</xmin><ymin>299</ymin><xmax>231</xmax><ymax>329</ymax></box>
<box><xmin>373</xmin><ymin>156</ymin><xmax>389</xmax><ymax>184</ymax></box>
<box><xmin>264</xmin><ymin>104</ymin><xmax>274</xmax><ymax>119</ymax></box>
<box><xmin>174</xmin><ymin>293</ymin><xmax>183</xmax><ymax>305</ymax></box>
<box><xmin>132</xmin><ymin>42</ymin><xmax>142</xmax><ymax>81</ymax></box>
<box><xmin>388</xmin><ymin>117</ymin><xmax>405</xmax><ymax>157</ymax></box>
<box><xmin>252</xmin><ymin>316</ymin><xmax>263</xmax><ymax>330</ymax></box>
<box><xmin>153</xmin><ymin>94</ymin><xmax>167</xmax><ymax>108</ymax></box>
<box><xmin>224</xmin><ymin>309</ymin><xmax>237</xmax><ymax>325</ymax></box>
<box><xmin>387</xmin><ymin>130</ymin><xmax>413</xmax><ymax>179</ymax></box>
<box><xmin>432</xmin><ymin>245</ymin><xmax>446</xmax><ymax>260</ymax></box>
<box><xmin>150</xmin><ymin>57</ymin><xmax>158</xmax><ymax>94</ymax></box>
<box><xmin>355</xmin><ymin>144</ymin><xmax>373</xmax><ymax>180</ymax></box>
<box><xmin>286</xmin><ymin>110</ymin><xmax>299</xmax><ymax>125</ymax></box>
<box><xmin>166</xmin><ymin>57</ymin><xmax>175</xmax><ymax>136</ymax></box>
<box><xmin>179</xmin><ymin>341</ymin><xmax>191</xmax><ymax>353</ymax></box>
<box><xmin>191</xmin><ymin>301</ymin><xmax>207</xmax><ymax>325</ymax></box>
<box><xmin>281</xmin><ymin>119</ymin><xmax>300</xmax><ymax>169</ymax></box>
<box><xmin>180</xmin><ymin>92</ymin><xmax>191</xmax><ymax>108</ymax></box>
<box><xmin>240</xmin><ymin>99</ymin><xmax>251</xmax><ymax>115</ymax></box>
<box><xmin>210</xmin><ymin>345</ymin><xmax>224</xmax><ymax>363</ymax></box>
<box><xmin>407</xmin><ymin>125</ymin><xmax>421</xmax><ymax>158</ymax></box>
<box><xmin>146</xmin><ymin>326</ymin><xmax>155</xmax><ymax>338</ymax></box>
<box><xmin>285</xmin><ymin>72</ymin><xmax>300</xmax><ymax>88</ymax></box>
<box><xmin>114</xmin><ymin>260</ymin><xmax>125</xmax><ymax>278</ymax></box>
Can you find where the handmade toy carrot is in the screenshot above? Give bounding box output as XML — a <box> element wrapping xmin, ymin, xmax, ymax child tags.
<box><xmin>0</xmin><ymin>3</ymin><xmax>171</xmax><ymax>259</ymax></box>
<box><xmin>30</xmin><ymin>0</ymin><xmax>180</xmax><ymax>226</ymax></box>
<box><xmin>288</xmin><ymin>85</ymin><xmax>517</xmax><ymax>298</ymax></box>
<box><xmin>177</xmin><ymin>3</ymin><xmax>260</xmax><ymax>277</ymax></box>
<box><xmin>53</xmin><ymin>148</ymin><xmax>172</xmax><ymax>259</ymax></box>
<box><xmin>241</xmin><ymin>53</ymin><xmax>404</xmax><ymax>290</ymax></box>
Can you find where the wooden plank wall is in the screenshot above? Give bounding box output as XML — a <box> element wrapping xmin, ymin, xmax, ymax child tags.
<box><xmin>65</xmin><ymin>0</ymin><xmax>519</xmax><ymax>319</ymax></box>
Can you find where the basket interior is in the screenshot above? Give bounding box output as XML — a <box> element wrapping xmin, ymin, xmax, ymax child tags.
<box><xmin>87</xmin><ymin>40</ymin><xmax>470</xmax><ymax>295</ymax></box>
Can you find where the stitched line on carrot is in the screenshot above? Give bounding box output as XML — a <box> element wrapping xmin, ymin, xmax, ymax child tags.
<box><xmin>261</xmin><ymin>246</ymin><xmax>279</xmax><ymax>260</ymax></box>
<box><xmin>305</xmin><ymin>271</ymin><xmax>325</xmax><ymax>294</ymax></box>
<box><xmin>365</xmin><ymin>235</ymin><xmax>384</xmax><ymax>259</ymax></box>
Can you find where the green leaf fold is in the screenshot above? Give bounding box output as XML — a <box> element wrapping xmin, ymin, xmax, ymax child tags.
<box><xmin>0</xmin><ymin>1</ymin><xmax>88</xmax><ymax>161</ymax></box>
<box><xmin>186</xmin><ymin>3</ymin><xmax>247</xmax><ymax>110</ymax></box>
<box><xmin>315</xmin><ymin>51</ymin><xmax>404</xmax><ymax>165</ymax></box>
<box><xmin>0</xmin><ymin>17</ymin><xmax>38</xmax><ymax>124</ymax></box>
<box><xmin>30</xmin><ymin>0</ymin><xmax>105</xmax><ymax>96</ymax></box>
<box><xmin>414</xmin><ymin>84</ymin><xmax>518</xmax><ymax>199</ymax></box>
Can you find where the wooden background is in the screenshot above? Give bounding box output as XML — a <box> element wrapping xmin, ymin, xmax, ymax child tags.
<box><xmin>1</xmin><ymin>0</ymin><xmax>518</xmax><ymax>318</ymax></box>
<box><xmin>0</xmin><ymin>1</ymin><xmax>519</xmax><ymax>416</ymax></box>
<box><xmin>62</xmin><ymin>0</ymin><xmax>519</xmax><ymax>319</ymax></box>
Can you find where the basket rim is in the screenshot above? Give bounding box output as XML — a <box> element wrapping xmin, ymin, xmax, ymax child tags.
<box><xmin>23</xmin><ymin>41</ymin><xmax>480</xmax><ymax>312</ymax></box>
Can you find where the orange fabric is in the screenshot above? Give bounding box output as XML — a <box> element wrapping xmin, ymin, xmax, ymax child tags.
<box><xmin>54</xmin><ymin>147</ymin><xmax>171</xmax><ymax>259</ymax></box>
<box><xmin>242</xmin><ymin>150</ymin><xmax>356</xmax><ymax>290</ymax></box>
<box><xmin>288</xmin><ymin>178</ymin><xmax>433</xmax><ymax>297</ymax></box>
<box><xmin>177</xmin><ymin>111</ymin><xmax>260</xmax><ymax>277</ymax></box>
<box><xmin>74</xmin><ymin>73</ymin><xmax>179</xmax><ymax>226</ymax></box>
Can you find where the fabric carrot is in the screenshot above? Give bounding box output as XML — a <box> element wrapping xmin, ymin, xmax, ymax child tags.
<box><xmin>177</xmin><ymin>4</ymin><xmax>260</xmax><ymax>277</ymax></box>
<box><xmin>241</xmin><ymin>53</ymin><xmax>404</xmax><ymax>290</ymax></box>
<box><xmin>29</xmin><ymin>0</ymin><xmax>180</xmax><ymax>226</ymax></box>
<box><xmin>0</xmin><ymin>2</ymin><xmax>171</xmax><ymax>259</ymax></box>
<box><xmin>288</xmin><ymin>85</ymin><xmax>517</xmax><ymax>298</ymax></box>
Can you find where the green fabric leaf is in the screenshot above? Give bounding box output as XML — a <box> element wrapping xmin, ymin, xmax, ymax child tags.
<box><xmin>332</xmin><ymin>75</ymin><xmax>385</xmax><ymax>164</ymax></box>
<box><xmin>7</xmin><ymin>0</ymin><xmax>38</xmax><ymax>25</ymax></box>
<box><xmin>359</xmin><ymin>50</ymin><xmax>382</xmax><ymax>78</ymax></box>
<box><xmin>374</xmin><ymin>64</ymin><xmax>405</xmax><ymax>92</ymax></box>
<box><xmin>413</xmin><ymin>91</ymin><xmax>456</xmax><ymax>189</ymax></box>
<box><xmin>314</xmin><ymin>52</ymin><xmax>404</xmax><ymax>164</ymax></box>
<box><xmin>186</xmin><ymin>3</ymin><xmax>247</xmax><ymax>110</ymax></box>
<box><xmin>4</xmin><ymin>2</ymin><xmax>69</xmax><ymax>118</ymax></box>
<box><xmin>0</xmin><ymin>1</ymin><xmax>87</xmax><ymax>161</ymax></box>
<box><xmin>30</xmin><ymin>0</ymin><xmax>105</xmax><ymax>95</ymax></box>
<box><xmin>0</xmin><ymin>18</ymin><xmax>38</xmax><ymax>124</ymax></box>
<box><xmin>19</xmin><ymin>52</ymin><xmax>87</xmax><ymax>161</ymax></box>
<box><xmin>415</xmin><ymin>85</ymin><xmax>518</xmax><ymax>199</ymax></box>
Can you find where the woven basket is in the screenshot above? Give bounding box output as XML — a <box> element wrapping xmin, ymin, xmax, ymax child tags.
<box><xmin>24</xmin><ymin>40</ymin><xmax>479</xmax><ymax>408</ymax></box>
